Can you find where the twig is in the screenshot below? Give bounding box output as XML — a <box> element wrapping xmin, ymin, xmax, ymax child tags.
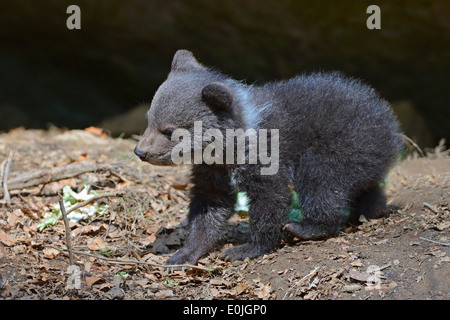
<box><xmin>108</xmin><ymin>169</ymin><xmax>129</xmax><ymax>182</ymax></box>
<box><xmin>2</xmin><ymin>151</ymin><xmax>14</xmax><ymax>201</ymax></box>
<box><xmin>402</xmin><ymin>134</ymin><xmax>425</xmax><ymax>157</ymax></box>
<box><xmin>65</xmin><ymin>190</ymin><xmax>125</xmax><ymax>216</ymax></box>
<box><xmin>51</xmin><ymin>190</ymin><xmax>126</xmax><ymax>226</ymax></box>
<box><xmin>420</xmin><ymin>237</ymin><xmax>450</xmax><ymax>247</ymax></box>
<box><xmin>131</xmin><ymin>134</ymin><xmax>141</xmax><ymax>141</ymax></box>
<box><xmin>38</xmin><ymin>190</ymin><xmax>126</xmax><ymax>232</ymax></box>
<box><xmin>423</xmin><ymin>202</ymin><xmax>438</xmax><ymax>213</ymax></box>
<box><xmin>0</xmin><ymin>161</ymin><xmax>120</xmax><ymax>197</ymax></box>
<box><xmin>378</xmin><ymin>263</ymin><xmax>392</xmax><ymax>271</ymax></box>
<box><xmin>0</xmin><ymin>159</ymin><xmax>5</xmax><ymax>190</ymax></box>
<box><xmin>44</xmin><ymin>245</ymin><xmax>215</xmax><ymax>272</ymax></box>
<box><xmin>59</xmin><ymin>199</ymin><xmax>74</xmax><ymax>265</ymax></box>
<box><xmin>282</xmin><ymin>266</ymin><xmax>320</xmax><ymax>300</ymax></box>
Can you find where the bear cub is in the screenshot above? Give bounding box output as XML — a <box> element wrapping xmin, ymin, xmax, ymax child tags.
<box><xmin>135</xmin><ymin>50</ymin><xmax>403</xmax><ymax>265</ymax></box>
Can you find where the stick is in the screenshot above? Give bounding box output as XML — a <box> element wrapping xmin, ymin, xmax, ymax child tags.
<box><xmin>59</xmin><ymin>199</ymin><xmax>74</xmax><ymax>265</ymax></box>
<box><xmin>108</xmin><ymin>169</ymin><xmax>129</xmax><ymax>182</ymax></box>
<box><xmin>50</xmin><ymin>190</ymin><xmax>126</xmax><ymax>226</ymax></box>
<box><xmin>0</xmin><ymin>159</ymin><xmax>6</xmax><ymax>190</ymax></box>
<box><xmin>420</xmin><ymin>237</ymin><xmax>450</xmax><ymax>247</ymax></box>
<box><xmin>282</xmin><ymin>266</ymin><xmax>320</xmax><ymax>300</ymax></box>
<box><xmin>402</xmin><ymin>134</ymin><xmax>425</xmax><ymax>157</ymax></box>
<box><xmin>2</xmin><ymin>151</ymin><xmax>14</xmax><ymax>201</ymax></box>
<box><xmin>44</xmin><ymin>245</ymin><xmax>215</xmax><ymax>272</ymax></box>
<box><xmin>0</xmin><ymin>161</ymin><xmax>118</xmax><ymax>197</ymax></box>
<box><xmin>64</xmin><ymin>190</ymin><xmax>125</xmax><ymax>216</ymax></box>
<box><xmin>378</xmin><ymin>263</ymin><xmax>392</xmax><ymax>271</ymax></box>
<box><xmin>423</xmin><ymin>202</ymin><xmax>438</xmax><ymax>213</ymax></box>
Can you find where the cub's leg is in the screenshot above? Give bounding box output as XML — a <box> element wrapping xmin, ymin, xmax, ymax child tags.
<box><xmin>286</xmin><ymin>158</ymin><xmax>351</xmax><ymax>240</ymax></box>
<box><xmin>223</xmin><ymin>172</ymin><xmax>291</xmax><ymax>260</ymax></box>
<box><xmin>166</xmin><ymin>166</ymin><xmax>235</xmax><ymax>265</ymax></box>
<box><xmin>354</xmin><ymin>184</ymin><xmax>389</xmax><ymax>220</ymax></box>
<box><xmin>284</xmin><ymin>189</ymin><xmax>349</xmax><ymax>240</ymax></box>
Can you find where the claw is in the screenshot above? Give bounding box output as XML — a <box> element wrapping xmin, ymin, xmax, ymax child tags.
<box><xmin>165</xmin><ymin>267</ymin><xmax>174</xmax><ymax>273</ymax></box>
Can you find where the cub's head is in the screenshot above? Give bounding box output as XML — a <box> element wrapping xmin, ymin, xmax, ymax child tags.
<box><xmin>134</xmin><ymin>50</ymin><xmax>238</xmax><ymax>166</ymax></box>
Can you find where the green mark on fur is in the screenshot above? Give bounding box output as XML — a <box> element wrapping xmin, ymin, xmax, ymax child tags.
<box><xmin>288</xmin><ymin>189</ymin><xmax>303</xmax><ymax>222</ymax></box>
<box><xmin>233</xmin><ymin>187</ymin><xmax>366</xmax><ymax>223</ymax></box>
<box><xmin>234</xmin><ymin>192</ymin><xmax>250</xmax><ymax>217</ymax></box>
<box><xmin>341</xmin><ymin>208</ymin><xmax>350</xmax><ymax>218</ymax></box>
<box><xmin>234</xmin><ymin>189</ymin><xmax>303</xmax><ymax>222</ymax></box>
<box><xmin>379</xmin><ymin>178</ymin><xmax>387</xmax><ymax>189</ymax></box>
<box><xmin>398</xmin><ymin>147</ymin><xmax>408</xmax><ymax>160</ymax></box>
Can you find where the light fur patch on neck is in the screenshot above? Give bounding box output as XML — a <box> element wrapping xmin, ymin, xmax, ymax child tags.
<box><xmin>227</xmin><ymin>80</ymin><xmax>270</xmax><ymax>129</ymax></box>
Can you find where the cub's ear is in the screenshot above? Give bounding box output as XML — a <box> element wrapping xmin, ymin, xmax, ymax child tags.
<box><xmin>201</xmin><ymin>82</ymin><xmax>233</xmax><ymax>110</ymax></box>
<box><xmin>171</xmin><ymin>49</ymin><xmax>205</xmax><ymax>72</ymax></box>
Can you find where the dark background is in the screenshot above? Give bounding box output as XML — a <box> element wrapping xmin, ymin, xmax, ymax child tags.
<box><xmin>0</xmin><ymin>0</ymin><xmax>448</xmax><ymax>147</ymax></box>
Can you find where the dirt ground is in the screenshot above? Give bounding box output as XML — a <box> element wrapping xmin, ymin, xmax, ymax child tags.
<box><xmin>0</xmin><ymin>128</ymin><xmax>448</xmax><ymax>300</ymax></box>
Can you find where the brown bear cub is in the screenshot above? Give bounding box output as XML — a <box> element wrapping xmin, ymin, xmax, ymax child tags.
<box><xmin>134</xmin><ymin>50</ymin><xmax>403</xmax><ymax>265</ymax></box>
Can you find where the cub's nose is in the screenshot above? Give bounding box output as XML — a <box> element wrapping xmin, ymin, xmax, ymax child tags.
<box><xmin>134</xmin><ymin>147</ymin><xmax>147</xmax><ymax>161</ymax></box>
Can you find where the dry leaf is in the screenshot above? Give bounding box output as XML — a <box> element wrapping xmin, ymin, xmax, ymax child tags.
<box><xmin>22</xmin><ymin>225</ymin><xmax>36</xmax><ymax>236</ymax></box>
<box><xmin>210</xmin><ymin>279</ymin><xmax>232</xmax><ymax>287</ymax></box>
<box><xmin>210</xmin><ymin>287</ymin><xmax>220</xmax><ymax>298</ymax></box>
<box><xmin>87</xmin><ymin>237</ymin><xmax>106</xmax><ymax>251</ymax></box>
<box><xmin>365</xmin><ymin>281</ymin><xmax>397</xmax><ymax>291</ymax></box>
<box><xmin>350</xmin><ymin>259</ymin><xmax>364</xmax><ymax>267</ymax></box>
<box><xmin>0</xmin><ymin>231</ymin><xmax>15</xmax><ymax>246</ymax></box>
<box><xmin>107</xmin><ymin>228</ymin><xmax>126</xmax><ymax>239</ymax></box>
<box><xmin>257</xmin><ymin>284</ymin><xmax>272</xmax><ymax>299</ymax></box>
<box><xmin>155</xmin><ymin>289</ymin><xmax>174</xmax><ymax>299</ymax></box>
<box><xmin>83</xmin><ymin>224</ymin><xmax>106</xmax><ymax>235</ymax></box>
<box><xmin>43</xmin><ymin>247</ymin><xmax>61</xmax><ymax>259</ymax></box>
<box><xmin>343</xmin><ymin>284</ymin><xmax>362</xmax><ymax>293</ymax></box>
<box><xmin>116</xmin><ymin>181</ymin><xmax>134</xmax><ymax>189</ymax></box>
<box><xmin>84</xmin><ymin>261</ymin><xmax>92</xmax><ymax>272</ymax></box>
<box><xmin>86</xmin><ymin>276</ymin><xmax>104</xmax><ymax>287</ymax></box>
<box><xmin>6</xmin><ymin>212</ymin><xmax>18</xmax><ymax>227</ymax></box>
<box><xmin>349</xmin><ymin>268</ymin><xmax>371</xmax><ymax>282</ymax></box>
<box><xmin>233</xmin><ymin>283</ymin><xmax>246</xmax><ymax>295</ymax></box>
<box><xmin>74</xmin><ymin>153</ymin><xmax>93</xmax><ymax>162</ymax></box>
<box><xmin>97</xmin><ymin>282</ymin><xmax>114</xmax><ymax>291</ymax></box>
<box><xmin>85</xmin><ymin>126</ymin><xmax>107</xmax><ymax>138</ymax></box>
<box><xmin>135</xmin><ymin>279</ymin><xmax>149</xmax><ymax>288</ymax></box>
<box><xmin>304</xmin><ymin>291</ymin><xmax>319</xmax><ymax>300</ymax></box>
<box><xmin>171</xmin><ymin>183</ymin><xmax>188</xmax><ymax>190</ymax></box>
<box><xmin>437</xmin><ymin>221</ymin><xmax>450</xmax><ymax>231</ymax></box>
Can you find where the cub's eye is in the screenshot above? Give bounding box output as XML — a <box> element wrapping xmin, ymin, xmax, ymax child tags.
<box><xmin>161</xmin><ymin>128</ymin><xmax>174</xmax><ymax>139</ymax></box>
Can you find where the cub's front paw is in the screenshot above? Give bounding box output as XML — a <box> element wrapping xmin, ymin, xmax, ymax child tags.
<box><xmin>222</xmin><ymin>243</ymin><xmax>270</xmax><ymax>261</ymax></box>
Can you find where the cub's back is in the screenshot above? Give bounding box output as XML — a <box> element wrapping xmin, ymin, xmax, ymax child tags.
<box><xmin>257</xmin><ymin>72</ymin><xmax>402</xmax><ymax>164</ymax></box>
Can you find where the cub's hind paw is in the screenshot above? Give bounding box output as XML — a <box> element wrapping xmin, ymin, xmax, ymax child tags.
<box><xmin>222</xmin><ymin>243</ymin><xmax>270</xmax><ymax>261</ymax></box>
<box><xmin>284</xmin><ymin>221</ymin><xmax>332</xmax><ymax>240</ymax></box>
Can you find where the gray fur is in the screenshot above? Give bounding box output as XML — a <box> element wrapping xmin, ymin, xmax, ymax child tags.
<box><xmin>135</xmin><ymin>49</ymin><xmax>403</xmax><ymax>264</ymax></box>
